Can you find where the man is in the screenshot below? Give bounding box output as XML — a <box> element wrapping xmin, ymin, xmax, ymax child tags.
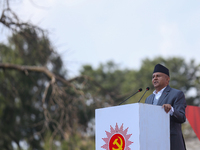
<box><xmin>145</xmin><ymin>64</ymin><xmax>187</xmax><ymax>150</ymax></box>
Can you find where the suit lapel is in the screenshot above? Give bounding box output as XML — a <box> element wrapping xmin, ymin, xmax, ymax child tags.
<box><xmin>157</xmin><ymin>85</ymin><xmax>171</xmax><ymax>105</ymax></box>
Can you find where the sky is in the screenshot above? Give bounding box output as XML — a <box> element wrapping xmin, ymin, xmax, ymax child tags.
<box><xmin>1</xmin><ymin>0</ymin><xmax>200</xmax><ymax>77</ymax></box>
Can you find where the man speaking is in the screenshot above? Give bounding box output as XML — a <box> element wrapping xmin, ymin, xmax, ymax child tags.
<box><xmin>145</xmin><ymin>64</ymin><xmax>187</xmax><ymax>150</ymax></box>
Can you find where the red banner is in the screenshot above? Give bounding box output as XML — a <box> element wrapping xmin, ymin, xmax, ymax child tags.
<box><xmin>185</xmin><ymin>105</ymin><xmax>200</xmax><ymax>141</ymax></box>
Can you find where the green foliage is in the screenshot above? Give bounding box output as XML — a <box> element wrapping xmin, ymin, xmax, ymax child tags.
<box><xmin>80</xmin><ymin>61</ymin><xmax>131</xmax><ymax>105</ymax></box>
<box><xmin>0</xmin><ymin>29</ymin><xmax>66</xmax><ymax>149</ymax></box>
<box><xmin>0</xmin><ymin>27</ymin><xmax>98</xmax><ymax>150</ymax></box>
<box><xmin>1</xmin><ymin>28</ymin><xmax>200</xmax><ymax>149</ymax></box>
<box><xmin>80</xmin><ymin>57</ymin><xmax>200</xmax><ymax>105</ymax></box>
<box><xmin>61</xmin><ymin>134</ymin><xmax>95</xmax><ymax>150</ymax></box>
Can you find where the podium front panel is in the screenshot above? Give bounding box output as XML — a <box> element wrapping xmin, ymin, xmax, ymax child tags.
<box><xmin>96</xmin><ymin>103</ymin><xmax>140</xmax><ymax>150</ymax></box>
<box><xmin>95</xmin><ymin>103</ymin><xmax>170</xmax><ymax>150</ymax></box>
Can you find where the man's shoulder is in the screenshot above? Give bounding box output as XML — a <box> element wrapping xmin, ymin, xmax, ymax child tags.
<box><xmin>166</xmin><ymin>86</ymin><xmax>185</xmax><ymax>97</ymax></box>
<box><xmin>168</xmin><ymin>86</ymin><xmax>182</xmax><ymax>92</ymax></box>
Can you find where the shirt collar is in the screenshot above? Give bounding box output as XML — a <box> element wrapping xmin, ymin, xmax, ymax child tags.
<box><xmin>153</xmin><ymin>86</ymin><xmax>167</xmax><ymax>95</ymax></box>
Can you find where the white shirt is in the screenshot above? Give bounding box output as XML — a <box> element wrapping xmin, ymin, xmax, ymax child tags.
<box><xmin>153</xmin><ymin>87</ymin><xmax>166</xmax><ymax>99</ymax></box>
<box><xmin>153</xmin><ymin>87</ymin><xmax>174</xmax><ymax>115</ymax></box>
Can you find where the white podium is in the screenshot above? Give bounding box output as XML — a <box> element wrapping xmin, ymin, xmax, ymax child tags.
<box><xmin>95</xmin><ymin>103</ymin><xmax>170</xmax><ymax>150</ymax></box>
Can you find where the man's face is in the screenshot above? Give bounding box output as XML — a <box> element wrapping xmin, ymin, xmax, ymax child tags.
<box><xmin>152</xmin><ymin>72</ymin><xmax>170</xmax><ymax>91</ymax></box>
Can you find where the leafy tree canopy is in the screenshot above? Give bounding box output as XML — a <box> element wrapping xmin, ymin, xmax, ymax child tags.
<box><xmin>80</xmin><ymin>57</ymin><xmax>200</xmax><ymax>106</ymax></box>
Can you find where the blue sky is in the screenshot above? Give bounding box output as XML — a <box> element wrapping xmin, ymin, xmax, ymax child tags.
<box><xmin>1</xmin><ymin>0</ymin><xmax>200</xmax><ymax>77</ymax></box>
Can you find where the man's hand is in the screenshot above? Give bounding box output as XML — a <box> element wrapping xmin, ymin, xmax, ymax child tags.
<box><xmin>162</xmin><ymin>104</ymin><xmax>172</xmax><ymax>113</ymax></box>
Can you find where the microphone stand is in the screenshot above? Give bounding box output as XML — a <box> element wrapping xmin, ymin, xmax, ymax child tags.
<box><xmin>138</xmin><ymin>87</ymin><xmax>150</xmax><ymax>103</ymax></box>
<box><xmin>119</xmin><ymin>88</ymin><xmax>142</xmax><ymax>105</ymax></box>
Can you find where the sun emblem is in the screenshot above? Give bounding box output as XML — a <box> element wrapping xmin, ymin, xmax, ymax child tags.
<box><xmin>101</xmin><ymin>123</ymin><xmax>133</xmax><ymax>150</ymax></box>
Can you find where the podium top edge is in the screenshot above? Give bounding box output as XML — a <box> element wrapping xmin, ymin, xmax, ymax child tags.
<box><xmin>95</xmin><ymin>103</ymin><xmax>160</xmax><ymax>111</ymax></box>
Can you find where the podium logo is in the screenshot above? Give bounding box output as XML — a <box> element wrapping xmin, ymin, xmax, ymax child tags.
<box><xmin>101</xmin><ymin>123</ymin><xmax>133</xmax><ymax>150</ymax></box>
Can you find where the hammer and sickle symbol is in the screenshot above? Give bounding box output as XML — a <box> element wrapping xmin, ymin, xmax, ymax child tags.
<box><xmin>112</xmin><ymin>136</ymin><xmax>123</xmax><ymax>150</ymax></box>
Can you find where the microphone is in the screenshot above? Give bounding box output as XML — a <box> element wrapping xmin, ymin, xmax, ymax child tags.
<box><xmin>119</xmin><ymin>88</ymin><xmax>142</xmax><ymax>105</ymax></box>
<box><xmin>138</xmin><ymin>87</ymin><xmax>150</xmax><ymax>103</ymax></box>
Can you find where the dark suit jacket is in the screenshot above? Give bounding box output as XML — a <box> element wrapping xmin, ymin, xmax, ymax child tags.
<box><xmin>145</xmin><ymin>85</ymin><xmax>187</xmax><ymax>150</ymax></box>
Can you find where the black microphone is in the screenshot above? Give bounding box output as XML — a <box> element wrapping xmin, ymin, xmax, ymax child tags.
<box><xmin>119</xmin><ymin>88</ymin><xmax>142</xmax><ymax>105</ymax></box>
<box><xmin>138</xmin><ymin>87</ymin><xmax>150</xmax><ymax>103</ymax></box>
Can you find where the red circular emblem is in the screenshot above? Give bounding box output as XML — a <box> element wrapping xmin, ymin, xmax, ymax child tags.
<box><xmin>101</xmin><ymin>123</ymin><xmax>133</xmax><ymax>150</ymax></box>
<box><xmin>109</xmin><ymin>133</ymin><xmax>125</xmax><ymax>150</ymax></box>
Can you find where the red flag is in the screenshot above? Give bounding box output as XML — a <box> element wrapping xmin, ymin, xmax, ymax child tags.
<box><xmin>185</xmin><ymin>105</ymin><xmax>200</xmax><ymax>141</ymax></box>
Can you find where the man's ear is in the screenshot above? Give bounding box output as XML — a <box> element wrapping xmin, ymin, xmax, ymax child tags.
<box><xmin>167</xmin><ymin>77</ymin><xmax>170</xmax><ymax>83</ymax></box>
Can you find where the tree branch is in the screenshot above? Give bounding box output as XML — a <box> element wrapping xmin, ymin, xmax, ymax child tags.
<box><xmin>0</xmin><ymin>63</ymin><xmax>56</xmax><ymax>83</ymax></box>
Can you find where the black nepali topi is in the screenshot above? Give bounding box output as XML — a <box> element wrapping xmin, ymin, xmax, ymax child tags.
<box><xmin>153</xmin><ymin>64</ymin><xmax>169</xmax><ymax>77</ymax></box>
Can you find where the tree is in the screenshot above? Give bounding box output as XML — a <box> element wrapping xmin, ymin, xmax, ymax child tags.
<box><xmin>80</xmin><ymin>57</ymin><xmax>200</xmax><ymax>106</ymax></box>
<box><xmin>0</xmin><ymin>0</ymin><xmax>44</xmax><ymax>35</ymax></box>
<box><xmin>0</xmin><ymin>28</ymin><xmax>96</xmax><ymax>149</ymax></box>
<box><xmin>0</xmin><ymin>1</ymin><xmax>99</xmax><ymax>149</ymax></box>
<box><xmin>80</xmin><ymin>61</ymin><xmax>137</xmax><ymax>106</ymax></box>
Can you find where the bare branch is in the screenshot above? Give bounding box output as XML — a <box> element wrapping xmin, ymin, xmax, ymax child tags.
<box><xmin>0</xmin><ymin>63</ymin><xmax>56</xmax><ymax>83</ymax></box>
<box><xmin>0</xmin><ymin>0</ymin><xmax>45</xmax><ymax>34</ymax></box>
